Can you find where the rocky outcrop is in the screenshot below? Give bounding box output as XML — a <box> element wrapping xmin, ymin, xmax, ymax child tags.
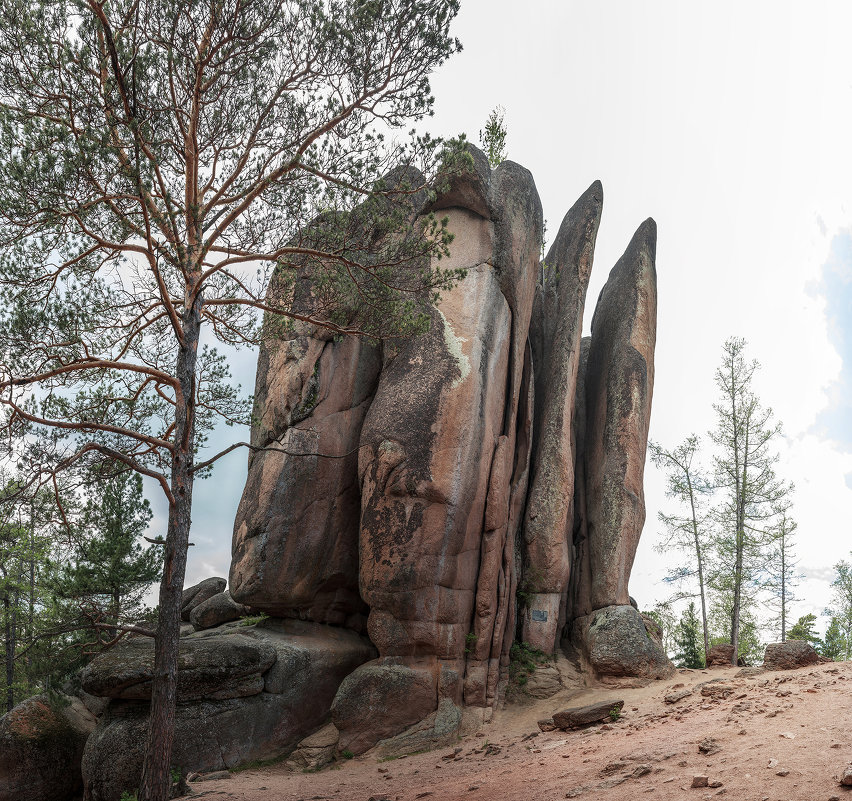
<box><xmin>582</xmin><ymin>219</ymin><xmax>657</xmax><ymax>611</ymax></box>
<box><xmin>81</xmin><ymin>619</ymin><xmax>374</xmax><ymax>801</ymax></box>
<box><xmin>552</xmin><ymin>698</ymin><xmax>624</xmax><ymax>730</ymax></box>
<box><xmin>0</xmin><ymin>694</ymin><xmax>96</xmax><ymax>801</ymax></box>
<box><xmin>180</xmin><ymin>577</ymin><xmax>226</xmax><ymax>622</ymax></box>
<box><xmin>763</xmin><ymin>640</ymin><xmax>821</xmax><ymax>671</ymax></box>
<box><xmin>221</xmin><ymin>149</ymin><xmax>667</xmax><ymax>754</ymax></box>
<box><xmin>347</xmin><ymin>152</ymin><xmax>542</xmax><ymax>748</ymax></box>
<box><xmin>284</xmin><ymin>723</ymin><xmax>339</xmax><ymax>772</ymax></box>
<box><xmin>80</xmin><ymin>632</ymin><xmax>277</xmax><ymax>701</ymax></box>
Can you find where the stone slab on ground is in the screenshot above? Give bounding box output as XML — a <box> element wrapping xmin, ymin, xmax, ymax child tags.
<box><xmin>552</xmin><ymin>699</ymin><xmax>624</xmax><ymax>730</ymax></box>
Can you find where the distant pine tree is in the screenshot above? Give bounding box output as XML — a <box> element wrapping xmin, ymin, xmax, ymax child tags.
<box><xmin>787</xmin><ymin>613</ymin><xmax>820</xmax><ymax>648</ymax></box>
<box><xmin>674</xmin><ymin>601</ymin><xmax>705</xmax><ymax>668</ymax></box>
<box><xmin>821</xmin><ymin>616</ymin><xmax>846</xmax><ymax>661</ymax></box>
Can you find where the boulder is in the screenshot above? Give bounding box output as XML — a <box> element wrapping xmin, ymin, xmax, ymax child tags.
<box><xmin>332</xmin><ymin>661</ymin><xmax>439</xmax><ymax>755</ymax></box>
<box><xmin>522</xmin><ymin>181</ymin><xmax>602</xmax><ymax>653</ymax></box>
<box><xmin>83</xmin><ymin>619</ymin><xmax>375</xmax><ymax>801</ymax></box>
<box><xmin>582</xmin><ymin>219</ymin><xmax>657</xmax><ymax>610</ymax></box>
<box><xmin>763</xmin><ymin>640</ymin><xmax>821</xmax><ymax>671</ymax></box>
<box><xmin>552</xmin><ymin>698</ymin><xmax>624</xmax><ymax>730</ymax></box>
<box><xmin>0</xmin><ymin>694</ymin><xmax>96</xmax><ymax>801</ymax></box>
<box><xmin>81</xmin><ymin>632</ymin><xmax>276</xmax><ymax>701</ymax></box>
<box><xmin>284</xmin><ymin>723</ymin><xmax>339</xmax><ymax>772</ymax></box>
<box><xmin>181</xmin><ymin>577</ymin><xmax>226</xmax><ymax>622</ymax></box>
<box><xmin>572</xmin><ymin>605</ymin><xmax>673</xmax><ymax>681</ymax></box>
<box><xmin>706</xmin><ymin>643</ymin><xmax>736</xmax><ymax>667</ymax></box>
<box><xmin>190</xmin><ymin>591</ymin><xmax>250</xmax><ymax>630</ymax></box>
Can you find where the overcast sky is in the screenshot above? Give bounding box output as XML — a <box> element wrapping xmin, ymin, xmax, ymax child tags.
<box><xmin>170</xmin><ymin>1</ymin><xmax>852</xmax><ymax>639</ymax></box>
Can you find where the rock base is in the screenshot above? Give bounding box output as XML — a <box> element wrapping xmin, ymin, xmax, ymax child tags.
<box><xmin>570</xmin><ymin>605</ymin><xmax>674</xmax><ymax>683</ymax></box>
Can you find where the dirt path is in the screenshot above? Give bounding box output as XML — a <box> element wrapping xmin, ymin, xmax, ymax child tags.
<box><xmin>186</xmin><ymin>660</ymin><xmax>852</xmax><ymax>801</ymax></box>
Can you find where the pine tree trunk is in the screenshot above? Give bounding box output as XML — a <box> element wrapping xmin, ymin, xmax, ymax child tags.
<box><xmin>138</xmin><ymin>291</ymin><xmax>200</xmax><ymax>801</ymax></box>
<box><xmin>3</xmin><ymin>593</ymin><xmax>13</xmax><ymax>712</ymax></box>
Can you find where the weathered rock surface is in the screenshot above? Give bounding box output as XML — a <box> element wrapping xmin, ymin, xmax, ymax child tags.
<box><xmin>228</xmin><ymin>169</ymin><xmax>429</xmax><ymax>628</ymax></box>
<box><xmin>190</xmin><ymin>590</ymin><xmax>250</xmax><ymax>630</ymax></box>
<box><xmin>80</xmin><ymin>632</ymin><xmax>276</xmax><ymax>701</ymax></box>
<box><xmin>181</xmin><ymin>577</ymin><xmax>226</xmax><ymax>622</ymax></box>
<box><xmin>82</xmin><ymin>619</ymin><xmax>374</xmax><ymax>801</ymax></box>
<box><xmin>706</xmin><ymin>643</ymin><xmax>736</xmax><ymax>667</ymax></box>
<box><xmin>332</xmin><ymin>661</ymin><xmax>439</xmax><ymax>755</ymax></box>
<box><xmin>763</xmin><ymin>640</ymin><xmax>821</xmax><ymax>671</ymax></box>
<box><xmin>284</xmin><ymin>723</ymin><xmax>339</xmax><ymax>772</ymax></box>
<box><xmin>582</xmin><ymin>219</ymin><xmax>657</xmax><ymax>611</ymax></box>
<box><xmin>371</xmin><ymin>697</ymin><xmax>464</xmax><ymax>760</ymax></box>
<box><xmin>0</xmin><ymin>694</ymin><xmax>96</xmax><ymax>801</ymax></box>
<box><xmin>552</xmin><ymin>698</ymin><xmax>624</xmax><ymax>730</ymax></box>
<box><xmin>213</xmin><ymin>153</ymin><xmax>667</xmax><ymax>754</ymax></box>
<box><xmin>523</xmin><ymin>182</ymin><xmax>602</xmax><ymax>653</ymax></box>
<box><xmin>571</xmin><ymin>605</ymin><xmax>673</xmax><ymax>681</ymax></box>
<box><xmin>355</xmin><ymin>150</ymin><xmax>542</xmax><ymax>729</ymax></box>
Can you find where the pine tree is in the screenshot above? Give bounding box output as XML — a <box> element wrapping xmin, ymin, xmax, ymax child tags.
<box><xmin>51</xmin><ymin>469</ymin><xmax>160</xmax><ymax>638</ymax></box>
<box><xmin>708</xmin><ymin>337</ymin><xmax>790</xmax><ymax>663</ymax></box>
<box><xmin>821</xmin><ymin>616</ymin><xmax>846</xmax><ymax>661</ymax></box>
<box><xmin>0</xmin><ymin>2</ymin><xmax>463</xmax><ymax>796</ymax></box>
<box><xmin>787</xmin><ymin>613</ymin><xmax>820</xmax><ymax>647</ymax></box>
<box><xmin>829</xmin><ymin>558</ymin><xmax>852</xmax><ymax>661</ymax></box>
<box><xmin>763</xmin><ymin>507</ymin><xmax>801</xmax><ymax>642</ymax></box>
<box><xmin>673</xmin><ymin>602</ymin><xmax>704</xmax><ymax>668</ymax></box>
<box><xmin>650</xmin><ymin>436</ymin><xmax>712</xmax><ymax>661</ymax></box>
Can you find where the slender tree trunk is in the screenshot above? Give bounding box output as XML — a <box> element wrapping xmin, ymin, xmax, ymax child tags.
<box><xmin>138</xmin><ymin>292</ymin><xmax>200</xmax><ymax>801</ymax></box>
<box><xmin>687</xmin><ymin>476</ymin><xmax>710</xmax><ymax>664</ymax></box>
<box><xmin>780</xmin><ymin>534</ymin><xmax>786</xmax><ymax>642</ymax></box>
<box><xmin>3</xmin><ymin>593</ymin><xmax>13</xmax><ymax>712</ymax></box>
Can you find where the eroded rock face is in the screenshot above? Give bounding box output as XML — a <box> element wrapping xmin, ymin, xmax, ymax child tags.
<box><xmin>228</xmin><ymin>167</ymin><xmax>428</xmax><ymax>627</ymax></box>
<box><xmin>0</xmin><ymin>694</ymin><xmax>95</xmax><ymax>801</ymax></box>
<box><xmin>582</xmin><ymin>219</ymin><xmax>658</xmax><ymax>611</ymax></box>
<box><xmin>351</xmin><ymin>151</ymin><xmax>542</xmax><ymax>744</ymax></box>
<box><xmin>216</xmin><ymin>152</ymin><xmax>668</xmax><ymax>754</ymax></box>
<box><xmin>522</xmin><ymin>181</ymin><xmax>602</xmax><ymax>653</ymax></box>
<box><xmin>181</xmin><ymin>577</ymin><xmax>226</xmax><ymax>622</ymax></box>
<box><xmin>190</xmin><ymin>590</ymin><xmax>250</xmax><ymax>630</ymax></box>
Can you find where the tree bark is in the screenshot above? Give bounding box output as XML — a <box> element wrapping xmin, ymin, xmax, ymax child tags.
<box><xmin>138</xmin><ymin>291</ymin><xmax>200</xmax><ymax>801</ymax></box>
<box><xmin>3</xmin><ymin>593</ymin><xmax>13</xmax><ymax>713</ymax></box>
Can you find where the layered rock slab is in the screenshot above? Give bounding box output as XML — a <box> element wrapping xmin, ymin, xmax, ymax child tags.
<box><xmin>81</xmin><ymin>620</ymin><xmax>374</xmax><ymax>801</ymax></box>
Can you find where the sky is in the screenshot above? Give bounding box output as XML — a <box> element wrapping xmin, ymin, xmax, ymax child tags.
<box><xmin>168</xmin><ymin>1</ymin><xmax>852</xmax><ymax>640</ymax></box>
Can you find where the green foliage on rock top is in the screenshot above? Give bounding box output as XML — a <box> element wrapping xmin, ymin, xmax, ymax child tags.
<box><xmin>479</xmin><ymin>106</ymin><xmax>508</xmax><ymax>168</ymax></box>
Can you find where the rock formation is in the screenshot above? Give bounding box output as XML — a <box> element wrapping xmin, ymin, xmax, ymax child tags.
<box><xmin>68</xmin><ymin>147</ymin><xmax>671</xmax><ymax>796</ymax></box>
<box><xmin>0</xmin><ymin>694</ymin><xmax>96</xmax><ymax>801</ymax></box>
<box><xmin>81</xmin><ymin>616</ymin><xmax>374</xmax><ymax>800</ymax></box>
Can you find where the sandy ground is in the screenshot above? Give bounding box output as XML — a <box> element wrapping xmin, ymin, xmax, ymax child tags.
<box><xmin>184</xmin><ymin>659</ymin><xmax>852</xmax><ymax>801</ymax></box>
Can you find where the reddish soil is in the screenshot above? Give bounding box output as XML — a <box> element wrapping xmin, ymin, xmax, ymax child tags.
<box><xmin>187</xmin><ymin>659</ymin><xmax>852</xmax><ymax>801</ymax></box>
